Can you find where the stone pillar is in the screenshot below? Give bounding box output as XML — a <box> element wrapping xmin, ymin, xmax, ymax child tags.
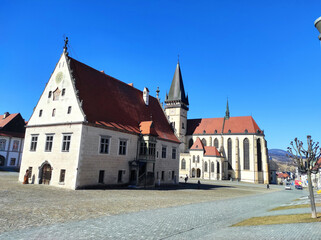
<box><xmin>209</xmin><ymin>137</ymin><xmax>212</xmax><ymax>147</ymax></box>
<box><xmin>220</xmin><ymin>159</ymin><xmax>223</xmax><ymax>180</ymax></box>
<box><xmin>254</xmin><ymin>137</ymin><xmax>259</xmax><ymax>184</ymax></box>
<box><xmin>262</xmin><ymin>140</ymin><xmax>269</xmax><ymax>184</ymax></box>
<box><xmin>202</xmin><ymin>159</ymin><xmax>204</xmax><ymax>179</ymax></box>
<box><xmin>235</xmin><ymin>137</ymin><xmax>239</xmax><ymax>180</ymax></box>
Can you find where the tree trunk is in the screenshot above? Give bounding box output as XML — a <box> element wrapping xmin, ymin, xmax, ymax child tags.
<box><xmin>307</xmin><ymin>170</ymin><xmax>317</xmax><ymax>218</ymax></box>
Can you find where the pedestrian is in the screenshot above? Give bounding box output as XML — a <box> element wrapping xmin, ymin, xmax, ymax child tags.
<box><xmin>184</xmin><ymin>174</ymin><xmax>188</xmax><ymax>183</ymax></box>
<box><xmin>198</xmin><ymin>180</ymin><xmax>201</xmax><ymax>189</ymax></box>
<box><xmin>267</xmin><ymin>183</ymin><xmax>269</xmax><ymax>190</ymax></box>
<box><xmin>23</xmin><ymin>169</ymin><xmax>29</xmax><ymax>184</ymax></box>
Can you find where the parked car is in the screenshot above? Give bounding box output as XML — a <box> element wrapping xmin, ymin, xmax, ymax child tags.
<box><xmin>285</xmin><ymin>183</ymin><xmax>292</xmax><ymax>190</ymax></box>
<box><xmin>295</xmin><ymin>185</ymin><xmax>303</xmax><ymax>190</ymax></box>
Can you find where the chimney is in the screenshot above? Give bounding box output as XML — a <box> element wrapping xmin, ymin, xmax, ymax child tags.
<box><xmin>143</xmin><ymin>87</ymin><xmax>149</xmax><ymax>105</ymax></box>
<box><xmin>3</xmin><ymin>112</ymin><xmax>9</xmax><ymax>119</ymax></box>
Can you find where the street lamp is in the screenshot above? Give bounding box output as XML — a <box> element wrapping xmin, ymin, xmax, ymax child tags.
<box><xmin>314</xmin><ymin>16</ymin><xmax>321</xmax><ymax>40</ymax></box>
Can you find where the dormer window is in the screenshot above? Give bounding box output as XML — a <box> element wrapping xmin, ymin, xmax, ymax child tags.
<box><xmin>228</xmin><ymin>130</ymin><xmax>231</xmax><ymax>134</ymax></box>
<box><xmin>214</xmin><ymin>130</ymin><xmax>217</xmax><ymax>134</ymax></box>
<box><xmin>244</xmin><ymin>129</ymin><xmax>248</xmax><ymax>133</ymax></box>
<box><xmin>257</xmin><ymin>130</ymin><xmax>261</xmax><ymax>134</ymax></box>
<box><xmin>203</xmin><ymin>130</ymin><xmax>206</xmax><ymax>134</ymax></box>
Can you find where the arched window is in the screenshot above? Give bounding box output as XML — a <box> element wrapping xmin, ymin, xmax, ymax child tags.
<box><xmin>193</xmin><ymin>156</ymin><xmax>195</xmax><ymax>163</ymax></box>
<box><xmin>228</xmin><ymin>138</ymin><xmax>232</xmax><ymax>170</ymax></box>
<box><xmin>257</xmin><ymin>139</ymin><xmax>262</xmax><ymax>171</ymax></box>
<box><xmin>244</xmin><ymin>138</ymin><xmax>250</xmax><ymax>170</ymax></box>
<box><xmin>189</xmin><ymin>138</ymin><xmax>194</xmax><ymax>149</ymax></box>
<box><xmin>211</xmin><ymin>162</ymin><xmax>214</xmax><ymax>172</ymax></box>
<box><xmin>204</xmin><ymin>161</ymin><xmax>208</xmax><ymax>172</ymax></box>
<box><xmin>217</xmin><ymin>162</ymin><xmax>220</xmax><ymax>173</ymax></box>
<box><xmin>201</xmin><ymin>138</ymin><xmax>207</xmax><ymax>146</ymax></box>
<box><xmin>197</xmin><ymin>156</ymin><xmax>200</xmax><ymax>163</ymax></box>
<box><xmin>181</xmin><ymin>159</ymin><xmax>186</xmax><ymax>170</ymax></box>
<box><xmin>214</xmin><ymin>138</ymin><xmax>219</xmax><ymax>148</ymax></box>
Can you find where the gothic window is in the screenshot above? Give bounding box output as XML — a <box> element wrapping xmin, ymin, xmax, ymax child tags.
<box><xmin>181</xmin><ymin>159</ymin><xmax>186</xmax><ymax>170</ymax></box>
<box><xmin>53</xmin><ymin>88</ymin><xmax>61</xmax><ymax>101</ymax></box>
<box><xmin>217</xmin><ymin>162</ymin><xmax>220</xmax><ymax>173</ymax></box>
<box><xmin>214</xmin><ymin>138</ymin><xmax>218</xmax><ymax>148</ymax></box>
<box><xmin>257</xmin><ymin>138</ymin><xmax>262</xmax><ymax>171</ymax></box>
<box><xmin>188</xmin><ymin>138</ymin><xmax>194</xmax><ymax>149</ymax></box>
<box><xmin>228</xmin><ymin>138</ymin><xmax>232</xmax><ymax>170</ymax></box>
<box><xmin>193</xmin><ymin>156</ymin><xmax>195</xmax><ymax>163</ymax></box>
<box><xmin>197</xmin><ymin>156</ymin><xmax>200</xmax><ymax>163</ymax></box>
<box><xmin>205</xmin><ymin>161</ymin><xmax>208</xmax><ymax>172</ymax></box>
<box><xmin>211</xmin><ymin>162</ymin><xmax>214</xmax><ymax>172</ymax></box>
<box><xmin>244</xmin><ymin>138</ymin><xmax>250</xmax><ymax>170</ymax></box>
<box><xmin>201</xmin><ymin>138</ymin><xmax>207</xmax><ymax>146</ymax></box>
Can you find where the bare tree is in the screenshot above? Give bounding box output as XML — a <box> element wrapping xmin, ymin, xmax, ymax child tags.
<box><xmin>287</xmin><ymin>135</ymin><xmax>321</xmax><ymax>218</ymax></box>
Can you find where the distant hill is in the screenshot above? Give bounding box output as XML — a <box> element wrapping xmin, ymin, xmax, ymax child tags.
<box><xmin>268</xmin><ymin>149</ymin><xmax>296</xmax><ymax>172</ymax></box>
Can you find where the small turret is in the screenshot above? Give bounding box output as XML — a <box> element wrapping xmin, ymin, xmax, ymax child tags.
<box><xmin>225</xmin><ymin>99</ymin><xmax>230</xmax><ymax>120</ymax></box>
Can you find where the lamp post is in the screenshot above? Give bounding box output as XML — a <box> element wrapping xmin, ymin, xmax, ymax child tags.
<box><xmin>314</xmin><ymin>16</ymin><xmax>321</xmax><ymax>40</ymax></box>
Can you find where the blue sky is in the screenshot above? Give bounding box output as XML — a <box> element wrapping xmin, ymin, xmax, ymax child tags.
<box><xmin>1</xmin><ymin>0</ymin><xmax>321</xmax><ymax>150</ymax></box>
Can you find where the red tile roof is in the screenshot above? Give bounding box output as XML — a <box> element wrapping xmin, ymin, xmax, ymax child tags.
<box><xmin>187</xmin><ymin>116</ymin><xmax>262</xmax><ymax>135</ymax></box>
<box><xmin>139</xmin><ymin>121</ymin><xmax>158</xmax><ymax>136</ymax></box>
<box><xmin>0</xmin><ymin>131</ymin><xmax>25</xmax><ymax>138</ymax></box>
<box><xmin>0</xmin><ymin>113</ymin><xmax>19</xmax><ymax>128</ymax></box>
<box><xmin>190</xmin><ymin>137</ymin><xmax>204</xmax><ymax>150</ymax></box>
<box><xmin>190</xmin><ymin>137</ymin><xmax>221</xmax><ymax>157</ymax></box>
<box><xmin>204</xmin><ymin>146</ymin><xmax>221</xmax><ymax>156</ymax></box>
<box><xmin>68</xmin><ymin>57</ymin><xmax>179</xmax><ymax>143</ymax></box>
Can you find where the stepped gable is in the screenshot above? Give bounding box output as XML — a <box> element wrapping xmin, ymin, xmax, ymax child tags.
<box><xmin>68</xmin><ymin>57</ymin><xmax>179</xmax><ymax>143</ymax></box>
<box><xmin>187</xmin><ymin>116</ymin><xmax>261</xmax><ymax>135</ymax></box>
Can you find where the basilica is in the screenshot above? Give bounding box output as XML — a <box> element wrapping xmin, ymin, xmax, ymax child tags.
<box><xmin>164</xmin><ymin>62</ymin><xmax>269</xmax><ymax>184</ymax></box>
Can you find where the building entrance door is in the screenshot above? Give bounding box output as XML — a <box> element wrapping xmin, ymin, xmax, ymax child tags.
<box><xmin>42</xmin><ymin>164</ymin><xmax>52</xmax><ymax>185</ymax></box>
<box><xmin>197</xmin><ymin>168</ymin><xmax>201</xmax><ymax>178</ymax></box>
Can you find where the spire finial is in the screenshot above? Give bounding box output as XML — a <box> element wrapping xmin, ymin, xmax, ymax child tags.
<box><xmin>225</xmin><ymin>98</ymin><xmax>230</xmax><ymax>120</ymax></box>
<box><xmin>63</xmin><ymin>36</ymin><xmax>69</xmax><ymax>53</ymax></box>
<box><xmin>156</xmin><ymin>86</ymin><xmax>160</xmax><ymax>100</ymax></box>
<box><xmin>177</xmin><ymin>54</ymin><xmax>179</xmax><ymax>63</ymax></box>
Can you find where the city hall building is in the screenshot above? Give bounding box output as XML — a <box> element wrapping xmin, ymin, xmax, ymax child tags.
<box><xmin>19</xmin><ymin>45</ymin><xmax>180</xmax><ymax>189</ymax></box>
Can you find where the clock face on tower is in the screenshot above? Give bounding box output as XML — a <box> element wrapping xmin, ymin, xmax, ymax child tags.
<box><xmin>55</xmin><ymin>72</ymin><xmax>63</xmax><ymax>84</ymax></box>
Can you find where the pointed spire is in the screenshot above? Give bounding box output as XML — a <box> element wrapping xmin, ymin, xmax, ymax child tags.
<box><xmin>225</xmin><ymin>98</ymin><xmax>230</xmax><ymax>120</ymax></box>
<box><xmin>165</xmin><ymin>60</ymin><xmax>189</xmax><ymax>105</ymax></box>
<box><xmin>156</xmin><ymin>86</ymin><xmax>160</xmax><ymax>100</ymax></box>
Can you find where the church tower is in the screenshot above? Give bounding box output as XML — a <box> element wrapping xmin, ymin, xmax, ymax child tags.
<box><xmin>164</xmin><ymin>60</ymin><xmax>189</xmax><ymax>152</ymax></box>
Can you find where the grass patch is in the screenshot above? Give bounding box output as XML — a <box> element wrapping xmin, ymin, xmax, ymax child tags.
<box><xmin>232</xmin><ymin>213</ymin><xmax>321</xmax><ymax>227</ymax></box>
<box><xmin>270</xmin><ymin>203</ymin><xmax>321</xmax><ymax>211</ymax></box>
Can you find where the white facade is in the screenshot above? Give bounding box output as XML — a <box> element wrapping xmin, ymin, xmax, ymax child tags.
<box><xmin>19</xmin><ymin>50</ymin><xmax>180</xmax><ymax>189</ymax></box>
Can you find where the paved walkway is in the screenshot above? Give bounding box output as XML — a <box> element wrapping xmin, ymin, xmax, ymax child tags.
<box><xmin>1</xmin><ymin>185</ymin><xmax>320</xmax><ymax>240</ymax></box>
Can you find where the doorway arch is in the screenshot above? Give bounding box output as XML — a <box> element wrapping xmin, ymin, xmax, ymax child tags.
<box><xmin>197</xmin><ymin>168</ymin><xmax>201</xmax><ymax>178</ymax></box>
<box><xmin>39</xmin><ymin>161</ymin><xmax>52</xmax><ymax>185</ymax></box>
<box><xmin>192</xmin><ymin>168</ymin><xmax>195</xmax><ymax>178</ymax></box>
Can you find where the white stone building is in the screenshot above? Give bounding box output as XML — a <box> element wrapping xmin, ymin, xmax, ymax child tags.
<box><xmin>19</xmin><ymin>46</ymin><xmax>180</xmax><ymax>189</ymax></box>
<box><xmin>0</xmin><ymin>112</ymin><xmax>25</xmax><ymax>171</ymax></box>
<box><xmin>164</xmin><ymin>62</ymin><xmax>270</xmax><ymax>184</ymax></box>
